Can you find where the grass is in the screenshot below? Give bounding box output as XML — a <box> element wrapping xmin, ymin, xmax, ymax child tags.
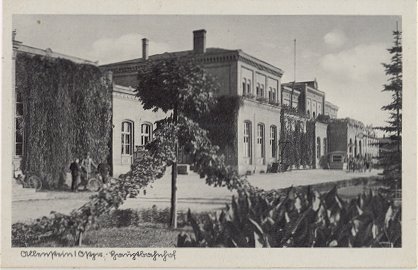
<box><xmin>81</xmin><ymin>223</ymin><xmax>191</xmax><ymax>247</ymax></box>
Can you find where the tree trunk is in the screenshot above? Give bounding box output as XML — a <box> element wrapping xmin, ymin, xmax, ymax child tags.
<box><xmin>170</xmin><ymin>106</ymin><xmax>178</xmax><ymax>228</ymax></box>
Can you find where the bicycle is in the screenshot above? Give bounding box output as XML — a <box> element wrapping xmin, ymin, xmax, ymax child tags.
<box><xmin>86</xmin><ymin>172</ymin><xmax>114</xmax><ymax>192</ymax></box>
<box><xmin>14</xmin><ymin>171</ymin><xmax>43</xmax><ymax>191</ymax></box>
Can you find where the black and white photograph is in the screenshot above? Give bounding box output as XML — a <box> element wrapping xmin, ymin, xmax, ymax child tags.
<box><xmin>2</xmin><ymin>0</ymin><xmax>417</xmax><ymax>268</ymax></box>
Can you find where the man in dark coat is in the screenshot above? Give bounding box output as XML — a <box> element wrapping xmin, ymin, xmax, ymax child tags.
<box><xmin>69</xmin><ymin>158</ymin><xmax>81</xmax><ymax>192</ymax></box>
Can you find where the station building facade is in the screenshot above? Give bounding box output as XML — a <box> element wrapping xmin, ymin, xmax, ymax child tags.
<box><xmin>101</xmin><ymin>29</ymin><xmax>282</xmax><ymax>174</ymax></box>
<box><xmin>11</xmin><ymin>30</ymin><xmax>380</xmax><ymax>178</ymax></box>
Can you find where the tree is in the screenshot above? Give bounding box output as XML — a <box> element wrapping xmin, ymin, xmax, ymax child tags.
<box><xmin>136</xmin><ymin>58</ymin><xmax>219</xmax><ymax>228</ymax></box>
<box><xmin>377</xmin><ymin>25</ymin><xmax>402</xmax><ymax>188</ymax></box>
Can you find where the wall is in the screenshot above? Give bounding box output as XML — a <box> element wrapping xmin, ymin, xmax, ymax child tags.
<box><xmin>324</xmin><ymin>104</ymin><xmax>338</xmax><ymax>118</ymax></box>
<box><xmin>306</xmin><ymin>88</ymin><xmax>325</xmax><ymax>119</ymax></box>
<box><xmin>238</xmin><ymin>61</ymin><xmax>280</xmax><ymax>102</ymax></box>
<box><xmin>112</xmin><ymin>86</ymin><xmax>166</xmax><ymax>176</ymax></box>
<box><xmin>314</xmin><ymin>121</ymin><xmax>328</xmax><ymax>168</ymax></box>
<box><xmin>328</xmin><ymin>122</ymin><xmax>348</xmax><ymax>153</ymax></box>
<box><xmin>204</xmin><ymin>62</ymin><xmax>236</xmax><ymax>96</ymax></box>
<box><xmin>237</xmin><ymin>99</ymin><xmax>281</xmax><ymax>174</ymax></box>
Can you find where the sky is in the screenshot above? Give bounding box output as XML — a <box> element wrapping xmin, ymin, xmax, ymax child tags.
<box><xmin>13</xmin><ymin>15</ymin><xmax>400</xmax><ymax>130</ymax></box>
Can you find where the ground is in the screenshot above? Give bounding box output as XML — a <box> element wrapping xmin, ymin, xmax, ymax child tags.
<box><xmin>12</xmin><ymin>169</ymin><xmax>381</xmax><ymax>223</ymax></box>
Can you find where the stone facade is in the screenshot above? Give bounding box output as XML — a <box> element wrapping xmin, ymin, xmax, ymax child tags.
<box><xmin>101</xmin><ymin>30</ymin><xmax>283</xmax><ymax>174</ymax></box>
<box><xmin>325</xmin><ymin>101</ymin><xmax>339</xmax><ymax>119</ymax></box>
<box><xmin>328</xmin><ymin>118</ymin><xmax>380</xmax><ymax>161</ymax></box>
<box><xmin>314</xmin><ymin>121</ymin><xmax>328</xmax><ymax>168</ymax></box>
<box><xmin>112</xmin><ymin>85</ymin><xmax>166</xmax><ymax>176</ymax></box>
<box><xmin>12</xmin><ymin>29</ymin><xmax>380</xmax><ymax>178</ymax></box>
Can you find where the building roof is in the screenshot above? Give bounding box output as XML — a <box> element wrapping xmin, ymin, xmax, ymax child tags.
<box><xmin>282</xmin><ymin>80</ymin><xmax>325</xmax><ymax>96</ymax></box>
<box><xmin>14</xmin><ymin>40</ymin><xmax>97</xmax><ymax>65</ymax></box>
<box><xmin>325</xmin><ymin>100</ymin><xmax>339</xmax><ymax>109</ymax></box>
<box><xmin>101</xmin><ymin>47</ymin><xmax>284</xmax><ymax>77</ymax></box>
<box><xmin>104</xmin><ymin>48</ymin><xmax>236</xmax><ymax>66</ymax></box>
<box><xmin>281</xmin><ymin>84</ymin><xmax>301</xmax><ymax>95</ymax></box>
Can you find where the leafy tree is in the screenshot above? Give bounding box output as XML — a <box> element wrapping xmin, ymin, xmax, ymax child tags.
<box><xmin>136</xmin><ymin>58</ymin><xmax>243</xmax><ymax>228</ymax></box>
<box><xmin>377</xmin><ymin>26</ymin><xmax>402</xmax><ymax>189</ymax></box>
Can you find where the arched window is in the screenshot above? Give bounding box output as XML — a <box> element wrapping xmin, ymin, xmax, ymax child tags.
<box><xmin>243</xmin><ymin>121</ymin><xmax>252</xmax><ymax>159</ymax></box>
<box><xmin>256</xmin><ymin>83</ymin><xmax>261</xmax><ymax>97</ymax></box>
<box><xmin>257</xmin><ymin>123</ymin><xmax>265</xmax><ymax>158</ymax></box>
<box><xmin>140</xmin><ymin>123</ymin><xmax>152</xmax><ymax>146</ymax></box>
<box><xmin>307</xmin><ymin>110</ymin><xmax>310</xmax><ymax>118</ymax></box>
<box><xmin>247</xmin><ymin>79</ymin><xmax>252</xmax><ymax>95</ymax></box>
<box><xmin>359</xmin><ymin>140</ymin><xmax>362</xmax><ymax>155</ymax></box>
<box><xmin>313</xmin><ymin>112</ymin><xmax>316</xmax><ymax>118</ymax></box>
<box><xmin>317</xmin><ymin>137</ymin><xmax>321</xmax><ymax>159</ymax></box>
<box><xmin>268</xmin><ymin>87</ymin><xmax>273</xmax><ymax>101</ymax></box>
<box><xmin>349</xmin><ymin>138</ymin><xmax>353</xmax><ymax>156</ymax></box>
<box><xmin>354</xmin><ymin>139</ymin><xmax>358</xmax><ymax>156</ymax></box>
<box><xmin>260</xmin><ymin>84</ymin><xmax>264</xmax><ymax>97</ymax></box>
<box><xmin>242</xmin><ymin>78</ymin><xmax>247</xmax><ymax>95</ymax></box>
<box><xmin>270</xmin><ymin>125</ymin><xmax>277</xmax><ymax>158</ymax></box>
<box><xmin>121</xmin><ymin>121</ymin><xmax>133</xmax><ymax>155</ymax></box>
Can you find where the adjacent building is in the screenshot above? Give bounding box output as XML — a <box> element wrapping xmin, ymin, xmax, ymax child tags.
<box><xmin>327</xmin><ymin>118</ymin><xmax>379</xmax><ymax>169</ymax></box>
<box><xmin>12</xmin><ymin>36</ymin><xmax>98</xmax><ymax>173</ymax></box>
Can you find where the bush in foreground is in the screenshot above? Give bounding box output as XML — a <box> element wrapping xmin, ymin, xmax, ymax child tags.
<box><xmin>178</xmin><ymin>186</ymin><xmax>401</xmax><ymax>247</ymax></box>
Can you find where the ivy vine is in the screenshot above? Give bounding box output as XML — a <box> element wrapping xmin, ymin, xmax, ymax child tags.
<box><xmin>15</xmin><ymin>53</ymin><xmax>112</xmax><ymax>188</ymax></box>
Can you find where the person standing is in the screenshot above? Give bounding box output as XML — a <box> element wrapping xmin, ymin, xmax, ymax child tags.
<box><xmin>81</xmin><ymin>152</ymin><xmax>97</xmax><ymax>185</ymax></box>
<box><xmin>69</xmin><ymin>158</ymin><xmax>81</xmax><ymax>192</ymax></box>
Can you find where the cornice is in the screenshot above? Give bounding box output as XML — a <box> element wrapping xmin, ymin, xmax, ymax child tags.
<box><xmin>113</xmin><ymin>91</ymin><xmax>138</xmax><ymax>101</ymax></box>
<box><xmin>237</xmin><ymin>54</ymin><xmax>282</xmax><ymax>77</ymax></box>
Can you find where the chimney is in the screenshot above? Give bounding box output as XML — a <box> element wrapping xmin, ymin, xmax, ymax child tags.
<box><xmin>193</xmin><ymin>29</ymin><xmax>206</xmax><ymax>54</ymax></box>
<box><xmin>142</xmin><ymin>38</ymin><xmax>149</xmax><ymax>60</ymax></box>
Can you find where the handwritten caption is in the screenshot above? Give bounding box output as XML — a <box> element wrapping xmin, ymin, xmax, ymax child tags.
<box><xmin>20</xmin><ymin>250</ymin><xmax>176</xmax><ymax>262</ymax></box>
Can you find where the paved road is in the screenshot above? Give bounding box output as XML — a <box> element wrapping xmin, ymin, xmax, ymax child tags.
<box><xmin>12</xmin><ymin>169</ymin><xmax>380</xmax><ymax>223</ymax></box>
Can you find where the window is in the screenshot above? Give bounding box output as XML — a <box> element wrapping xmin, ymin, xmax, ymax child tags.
<box><xmin>271</xmin><ymin>88</ymin><xmax>276</xmax><ymax>102</ymax></box>
<box><xmin>354</xmin><ymin>139</ymin><xmax>358</xmax><ymax>156</ymax></box>
<box><xmin>313</xmin><ymin>112</ymin><xmax>316</xmax><ymax>118</ymax></box>
<box><xmin>256</xmin><ymin>83</ymin><xmax>261</xmax><ymax>97</ymax></box>
<box><xmin>243</xmin><ymin>121</ymin><xmax>252</xmax><ymax>158</ymax></box>
<box><xmin>140</xmin><ymin>123</ymin><xmax>152</xmax><ymax>146</ymax></box>
<box><xmin>349</xmin><ymin>138</ymin><xmax>353</xmax><ymax>156</ymax></box>
<box><xmin>270</xmin><ymin>125</ymin><xmax>277</xmax><ymax>158</ymax></box>
<box><xmin>317</xmin><ymin>137</ymin><xmax>321</xmax><ymax>159</ymax></box>
<box><xmin>121</xmin><ymin>121</ymin><xmax>133</xmax><ymax>155</ymax></box>
<box><xmin>333</xmin><ymin>155</ymin><xmax>343</xmax><ymax>162</ymax></box>
<box><xmin>307</xmin><ymin>110</ymin><xmax>310</xmax><ymax>118</ymax></box>
<box><xmin>247</xmin><ymin>79</ymin><xmax>251</xmax><ymax>95</ymax></box>
<box><xmin>257</xmin><ymin>123</ymin><xmax>265</xmax><ymax>158</ymax></box>
<box><xmin>260</xmin><ymin>84</ymin><xmax>264</xmax><ymax>97</ymax></box>
<box><xmin>359</xmin><ymin>140</ymin><xmax>362</xmax><ymax>155</ymax></box>
<box><xmin>15</xmin><ymin>91</ymin><xmax>24</xmax><ymax>156</ymax></box>
<box><xmin>323</xmin><ymin>138</ymin><xmax>327</xmax><ymax>155</ymax></box>
<box><xmin>242</xmin><ymin>78</ymin><xmax>247</xmax><ymax>95</ymax></box>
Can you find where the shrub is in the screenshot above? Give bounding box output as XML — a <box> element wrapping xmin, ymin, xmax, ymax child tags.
<box><xmin>177</xmin><ymin>186</ymin><xmax>401</xmax><ymax>247</ymax></box>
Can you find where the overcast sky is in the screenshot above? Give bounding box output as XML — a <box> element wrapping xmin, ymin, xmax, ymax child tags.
<box><xmin>13</xmin><ymin>15</ymin><xmax>400</xmax><ymax>129</ymax></box>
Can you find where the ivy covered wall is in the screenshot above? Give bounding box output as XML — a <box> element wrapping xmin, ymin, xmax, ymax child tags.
<box><xmin>279</xmin><ymin>108</ymin><xmax>315</xmax><ymax>169</ymax></box>
<box><xmin>199</xmin><ymin>95</ymin><xmax>242</xmax><ymax>165</ymax></box>
<box><xmin>15</xmin><ymin>52</ymin><xmax>112</xmax><ymax>188</ymax></box>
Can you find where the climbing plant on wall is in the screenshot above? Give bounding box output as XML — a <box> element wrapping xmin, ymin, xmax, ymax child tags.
<box><xmin>15</xmin><ymin>52</ymin><xmax>112</xmax><ymax>188</ymax></box>
<box><xmin>279</xmin><ymin>107</ymin><xmax>315</xmax><ymax>169</ymax></box>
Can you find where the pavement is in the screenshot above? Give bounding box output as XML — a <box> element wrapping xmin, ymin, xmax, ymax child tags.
<box><xmin>11</xmin><ymin>169</ymin><xmax>381</xmax><ymax>223</ymax></box>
